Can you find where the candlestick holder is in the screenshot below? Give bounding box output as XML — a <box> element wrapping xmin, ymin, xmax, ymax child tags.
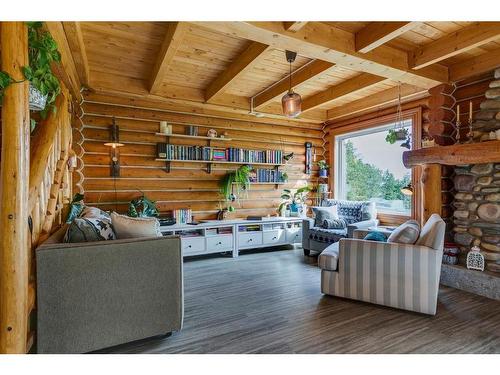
<box><xmin>454</xmin><ymin>117</ymin><xmax>461</xmax><ymax>144</ymax></box>
<box><xmin>465</xmin><ymin>117</ymin><xmax>474</xmax><ymax>143</ymax></box>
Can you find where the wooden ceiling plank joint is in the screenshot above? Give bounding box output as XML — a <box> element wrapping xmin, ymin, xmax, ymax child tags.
<box><xmin>62</xmin><ymin>22</ymin><xmax>90</xmax><ymax>87</ymax></box>
<box><xmin>283</xmin><ymin>22</ymin><xmax>308</xmax><ymax>33</ymax></box>
<box><xmin>410</xmin><ymin>22</ymin><xmax>500</xmax><ymax>69</ymax></box>
<box><xmin>356</xmin><ymin>21</ymin><xmax>423</xmax><ymax>53</ymax></box>
<box><xmin>149</xmin><ymin>22</ymin><xmax>188</xmax><ymax>94</ymax></box>
<box><xmin>205</xmin><ymin>41</ymin><xmax>271</xmax><ymax>103</ymax></box>
<box><xmin>449</xmin><ymin>47</ymin><xmax>500</xmax><ymax>82</ymax></box>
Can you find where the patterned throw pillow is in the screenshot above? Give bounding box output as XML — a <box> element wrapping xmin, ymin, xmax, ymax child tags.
<box><xmin>322</xmin><ymin>218</ymin><xmax>347</xmax><ymax>229</ymax></box>
<box><xmin>312</xmin><ymin>205</ymin><xmax>338</xmax><ymax>227</ymax></box>
<box><xmin>387</xmin><ymin>220</ymin><xmax>420</xmax><ymax>244</ymax></box>
<box><xmin>64</xmin><ymin>217</ymin><xmax>116</xmax><ymax>243</ymax></box>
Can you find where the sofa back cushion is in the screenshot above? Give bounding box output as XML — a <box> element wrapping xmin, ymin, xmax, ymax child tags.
<box><xmin>387</xmin><ymin>220</ymin><xmax>420</xmax><ymax>244</ymax></box>
<box><xmin>416</xmin><ymin>214</ymin><xmax>446</xmax><ymax>250</ymax></box>
<box><xmin>312</xmin><ymin>205</ymin><xmax>338</xmax><ymax>227</ymax></box>
<box><xmin>111</xmin><ymin>212</ymin><xmax>163</xmax><ymax>239</ymax></box>
<box><xmin>323</xmin><ymin>200</ymin><xmax>376</xmax><ymax>224</ymax></box>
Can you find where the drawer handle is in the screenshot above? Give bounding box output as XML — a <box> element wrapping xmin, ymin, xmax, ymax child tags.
<box><xmin>248</xmin><ymin>239</ymin><xmax>253</xmax><ymax>242</ymax></box>
<box><xmin>217</xmin><ymin>241</ymin><xmax>222</xmax><ymax>245</ymax></box>
<box><xmin>187</xmin><ymin>245</ymin><xmax>192</xmax><ymax>248</ymax></box>
<box><xmin>272</xmin><ymin>236</ymin><xmax>277</xmax><ymax>240</ymax></box>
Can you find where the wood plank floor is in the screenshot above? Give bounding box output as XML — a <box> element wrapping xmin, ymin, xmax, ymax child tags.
<box><xmin>99</xmin><ymin>247</ymin><xmax>500</xmax><ymax>354</ymax></box>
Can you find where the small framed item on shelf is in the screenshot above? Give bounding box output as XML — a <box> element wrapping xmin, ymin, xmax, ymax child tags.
<box><xmin>212</xmin><ymin>148</ymin><xmax>226</xmax><ymax>160</ymax></box>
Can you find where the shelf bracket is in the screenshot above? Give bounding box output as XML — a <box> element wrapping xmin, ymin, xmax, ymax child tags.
<box><xmin>206</xmin><ymin>163</ymin><xmax>212</xmax><ymax>174</ymax></box>
<box><xmin>165</xmin><ymin>160</ymin><xmax>171</xmax><ymax>173</ymax></box>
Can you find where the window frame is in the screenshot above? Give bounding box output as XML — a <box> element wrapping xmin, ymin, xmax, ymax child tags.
<box><xmin>329</xmin><ymin>107</ymin><xmax>422</xmax><ymax>226</ymax></box>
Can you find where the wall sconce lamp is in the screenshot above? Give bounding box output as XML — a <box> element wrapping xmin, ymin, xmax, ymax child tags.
<box><xmin>103</xmin><ymin>118</ymin><xmax>124</xmax><ymax>177</ymax></box>
<box><xmin>400</xmin><ymin>183</ymin><xmax>413</xmax><ymax>196</ymax></box>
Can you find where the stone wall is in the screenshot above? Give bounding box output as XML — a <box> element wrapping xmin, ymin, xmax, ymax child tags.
<box><xmin>452</xmin><ymin>68</ymin><xmax>500</xmax><ymax>273</ymax></box>
<box><xmin>453</xmin><ymin>163</ymin><xmax>500</xmax><ymax>273</ymax></box>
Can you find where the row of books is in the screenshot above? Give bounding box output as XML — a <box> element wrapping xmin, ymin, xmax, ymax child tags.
<box><xmin>226</xmin><ymin>148</ymin><xmax>282</xmax><ymax>164</ymax></box>
<box><xmin>157</xmin><ymin>143</ymin><xmax>283</xmax><ymax>164</ymax></box>
<box><xmin>250</xmin><ymin>169</ymin><xmax>285</xmax><ymax>183</ymax></box>
<box><xmin>238</xmin><ymin>225</ymin><xmax>261</xmax><ymax>232</ymax></box>
<box><xmin>173</xmin><ymin>209</ymin><xmax>192</xmax><ymax>225</ymax></box>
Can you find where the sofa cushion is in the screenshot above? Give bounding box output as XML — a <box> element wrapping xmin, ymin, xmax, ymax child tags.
<box><xmin>323</xmin><ymin>200</ymin><xmax>376</xmax><ymax>224</ymax></box>
<box><xmin>387</xmin><ymin>220</ymin><xmax>420</xmax><ymax>244</ymax></box>
<box><xmin>309</xmin><ymin>227</ymin><xmax>347</xmax><ymax>244</ymax></box>
<box><xmin>312</xmin><ymin>205</ymin><xmax>338</xmax><ymax>227</ymax></box>
<box><xmin>111</xmin><ymin>212</ymin><xmax>163</xmax><ymax>239</ymax></box>
<box><xmin>64</xmin><ymin>217</ymin><xmax>116</xmax><ymax>243</ymax></box>
<box><xmin>322</xmin><ymin>218</ymin><xmax>347</xmax><ymax>229</ymax></box>
<box><xmin>364</xmin><ymin>231</ymin><xmax>387</xmax><ymax>242</ymax></box>
<box><xmin>318</xmin><ymin>243</ymin><xmax>339</xmax><ymax>271</ymax></box>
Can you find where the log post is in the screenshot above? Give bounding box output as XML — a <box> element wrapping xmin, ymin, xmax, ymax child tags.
<box><xmin>0</xmin><ymin>22</ymin><xmax>30</xmax><ymax>354</ymax></box>
<box><xmin>420</xmin><ymin>163</ymin><xmax>442</xmax><ymax>225</ymax></box>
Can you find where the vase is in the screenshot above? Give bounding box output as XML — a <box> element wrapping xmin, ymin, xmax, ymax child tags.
<box><xmin>319</xmin><ymin>169</ymin><xmax>328</xmax><ymax>177</ymax></box>
<box><xmin>29</xmin><ymin>85</ymin><xmax>48</xmax><ymax>111</ymax></box>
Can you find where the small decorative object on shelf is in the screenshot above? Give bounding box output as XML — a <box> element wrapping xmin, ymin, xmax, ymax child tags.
<box><xmin>443</xmin><ymin>243</ymin><xmax>459</xmax><ymax>265</ymax></box>
<box><xmin>207</xmin><ymin>129</ymin><xmax>217</xmax><ymax>138</ymax></box>
<box><xmin>421</xmin><ymin>137</ymin><xmax>435</xmax><ymax>148</ymax></box>
<box><xmin>305</xmin><ymin>142</ymin><xmax>312</xmax><ymax>175</ymax></box>
<box><xmin>465</xmin><ymin>100</ymin><xmax>474</xmax><ymax>143</ymax></box>
<box><xmin>317</xmin><ymin>160</ymin><xmax>329</xmax><ymax>177</ymax></box>
<box><xmin>160</xmin><ymin>121</ymin><xmax>170</xmax><ymax>134</ymax></box>
<box><xmin>489</xmin><ymin>131</ymin><xmax>497</xmax><ymax>140</ymax></box>
<box><xmin>466</xmin><ymin>246</ymin><xmax>485</xmax><ymax>271</ymax></box>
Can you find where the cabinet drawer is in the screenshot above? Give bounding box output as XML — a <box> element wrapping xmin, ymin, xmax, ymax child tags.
<box><xmin>286</xmin><ymin>228</ymin><xmax>302</xmax><ymax>243</ymax></box>
<box><xmin>181</xmin><ymin>237</ymin><xmax>205</xmax><ymax>256</ymax></box>
<box><xmin>238</xmin><ymin>232</ymin><xmax>263</xmax><ymax>248</ymax></box>
<box><xmin>263</xmin><ymin>230</ymin><xmax>286</xmax><ymax>245</ymax></box>
<box><xmin>206</xmin><ymin>235</ymin><xmax>233</xmax><ymax>252</ymax></box>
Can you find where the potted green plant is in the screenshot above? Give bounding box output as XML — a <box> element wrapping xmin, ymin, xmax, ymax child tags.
<box><xmin>218</xmin><ymin>165</ymin><xmax>253</xmax><ymax>216</ymax></box>
<box><xmin>278</xmin><ymin>185</ymin><xmax>311</xmax><ymax>217</ymax></box>
<box><xmin>128</xmin><ymin>194</ymin><xmax>159</xmax><ymax>217</ymax></box>
<box><xmin>0</xmin><ymin>22</ymin><xmax>61</xmax><ymax>123</ymax></box>
<box><xmin>317</xmin><ymin>159</ymin><xmax>329</xmax><ymax>177</ymax></box>
<box><xmin>385</xmin><ymin>128</ymin><xmax>409</xmax><ymax>144</ymax></box>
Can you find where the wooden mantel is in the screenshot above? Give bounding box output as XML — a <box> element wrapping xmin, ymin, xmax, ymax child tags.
<box><xmin>402</xmin><ymin>140</ymin><xmax>500</xmax><ymax>225</ymax></box>
<box><xmin>403</xmin><ymin>140</ymin><xmax>500</xmax><ymax>168</ymax></box>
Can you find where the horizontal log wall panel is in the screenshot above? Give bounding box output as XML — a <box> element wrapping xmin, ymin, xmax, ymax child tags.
<box><xmin>80</xmin><ymin>98</ymin><xmax>319</xmax><ymax>219</ymax></box>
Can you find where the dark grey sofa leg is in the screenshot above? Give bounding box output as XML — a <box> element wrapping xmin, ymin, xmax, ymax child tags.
<box><xmin>303</xmin><ymin>249</ymin><xmax>310</xmax><ymax>256</ymax></box>
<box><xmin>163</xmin><ymin>332</ymin><xmax>173</xmax><ymax>338</ymax></box>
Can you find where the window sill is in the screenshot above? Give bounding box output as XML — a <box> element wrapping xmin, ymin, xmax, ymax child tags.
<box><xmin>377</xmin><ymin>212</ymin><xmax>410</xmax><ymax>226</ymax></box>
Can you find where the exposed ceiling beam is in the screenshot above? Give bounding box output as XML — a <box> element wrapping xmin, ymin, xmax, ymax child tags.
<box><xmin>149</xmin><ymin>22</ymin><xmax>187</xmax><ymax>94</ymax></box>
<box><xmin>283</xmin><ymin>22</ymin><xmax>308</xmax><ymax>32</ymax></box>
<box><xmin>253</xmin><ymin>60</ymin><xmax>335</xmax><ymax>109</ymax></box>
<box><xmin>302</xmin><ymin>73</ymin><xmax>387</xmax><ymax>113</ymax></box>
<box><xmin>356</xmin><ymin>22</ymin><xmax>423</xmax><ymax>53</ymax></box>
<box><xmin>62</xmin><ymin>22</ymin><xmax>90</xmax><ymax>87</ymax></box>
<box><xmin>45</xmin><ymin>22</ymin><xmax>81</xmax><ymax>99</ymax></box>
<box><xmin>192</xmin><ymin>22</ymin><xmax>448</xmax><ymax>89</ymax></box>
<box><xmin>410</xmin><ymin>22</ymin><xmax>500</xmax><ymax>69</ymax></box>
<box><xmin>326</xmin><ymin>84</ymin><xmax>428</xmax><ymax>121</ymax></box>
<box><xmin>449</xmin><ymin>47</ymin><xmax>500</xmax><ymax>82</ymax></box>
<box><xmin>205</xmin><ymin>42</ymin><xmax>270</xmax><ymax>103</ymax></box>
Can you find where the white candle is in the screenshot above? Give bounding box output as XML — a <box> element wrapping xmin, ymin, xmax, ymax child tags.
<box><xmin>160</xmin><ymin>121</ymin><xmax>168</xmax><ymax>134</ymax></box>
<box><xmin>469</xmin><ymin>101</ymin><xmax>473</xmax><ymax>121</ymax></box>
<box><xmin>457</xmin><ymin>104</ymin><xmax>460</xmax><ymax>119</ymax></box>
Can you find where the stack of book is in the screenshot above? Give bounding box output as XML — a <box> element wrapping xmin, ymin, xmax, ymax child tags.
<box><xmin>173</xmin><ymin>209</ymin><xmax>192</xmax><ymax>224</ymax></box>
<box><xmin>157</xmin><ymin>143</ymin><xmax>283</xmax><ymax>165</ymax></box>
<box><xmin>251</xmin><ymin>168</ymin><xmax>284</xmax><ymax>183</ymax></box>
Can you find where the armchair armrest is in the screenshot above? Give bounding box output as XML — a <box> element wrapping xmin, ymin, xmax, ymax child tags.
<box><xmin>302</xmin><ymin>217</ymin><xmax>315</xmax><ymax>250</ymax></box>
<box><xmin>346</xmin><ymin>219</ymin><xmax>379</xmax><ymax>238</ymax></box>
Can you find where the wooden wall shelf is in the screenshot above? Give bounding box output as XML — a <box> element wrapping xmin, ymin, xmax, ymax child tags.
<box><xmin>155</xmin><ymin>158</ymin><xmax>285</xmax><ymax>167</ymax></box>
<box><xmin>155</xmin><ymin>133</ymin><xmax>233</xmax><ymax>141</ymax></box>
<box><xmin>403</xmin><ymin>140</ymin><xmax>500</xmax><ymax>168</ymax></box>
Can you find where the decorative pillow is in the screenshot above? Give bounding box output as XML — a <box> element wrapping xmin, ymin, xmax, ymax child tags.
<box><xmin>387</xmin><ymin>220</ymin><xmax>420</xmax><ymax>244</ymax></box>
<box><xmin>323</xmin><ymin>200</ymin><xmax>377</xmax><ymax>224</ymax></box>
<box><xmin>64</xmin><ymin>217</ymin><xmax>116</xmax><ymax>243</ymax></box>
<box><xmin>111</xmin><ymin>212</ymin><xmax>163</xmax><ymax>239</ymax></box>
<box><xmin>322</xmin><ymin>218</ymin><xmax>347</xmax><ymax>230</ymax></box>
<box><xmin>364</xmin><ymin>231</ymin><xmax>387</xmax><ymax>242</ymax></box>
<box><xmin>312</xmin><ymin>205</ymin><xmax>338</xmax><ymax>227</ymax></box>
<box><xmin>80</xmin><ymin>206</ymin><xmax>111</xmax><ymax>220</ymax></box>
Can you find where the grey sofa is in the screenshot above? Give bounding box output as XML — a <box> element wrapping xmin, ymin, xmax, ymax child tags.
<box><xmin>302</xmin><ymin>199</ymin><xmax>378</xmax><ymax>256</ymax></box>
<box><xmin>36</xmin><ymin>227</ymin><xmax>183</xmax><ymax>353</ymax></box>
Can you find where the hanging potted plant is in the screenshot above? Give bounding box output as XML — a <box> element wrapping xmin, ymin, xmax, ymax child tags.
<box><xmin>385</xmin><ymin>128</ymin><xmax>409</xmax><ymax>144</ymax></box>
<box><xmin>317</xmin><ymin>159</ymin><xmax>329</xmax><ymax>177</ymax></box>
<box><xmin>218</xmin><ymin>165</ymin><xmax>253</xmax><ymax>219</ymax></box>
<box><xmin>278</xmin><ymin>185</ymin><xmax>311</xmax><ymax>217</ymax></box>
<box><xmin>0</xmin><ymin>22</ymin><xmax>61</xmax><ymax>122</ymax></box>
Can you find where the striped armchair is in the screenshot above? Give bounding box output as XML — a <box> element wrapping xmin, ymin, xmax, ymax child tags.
<box><xmin>318</xmin><ymin>214</ymin><xmax>446</xmax><ymax>315</ymax></box>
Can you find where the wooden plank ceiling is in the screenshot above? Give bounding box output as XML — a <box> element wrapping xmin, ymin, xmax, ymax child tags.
<box><xmin>53</xmin><ymin>21</ymin><xmax>500</xmax><ymax>123</ymax></box>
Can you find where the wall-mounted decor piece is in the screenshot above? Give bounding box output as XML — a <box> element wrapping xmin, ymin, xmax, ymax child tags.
<box><xmin>207</xmin><ymin>129</ymin><xmax>217</xmax><ymax>138</ymax></box>
<box><xmin>103</xmin><ymin>118</ymin><xmax>124</xmax><ymax>177</ymax></box>
<box><xmin>305</xmin><ymin>142</ymin><xmax>312</xmax><ymax>175</ymax></box>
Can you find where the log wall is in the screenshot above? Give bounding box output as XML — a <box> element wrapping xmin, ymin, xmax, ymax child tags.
<box><xmin>79</xmin><ymin>92</ymin><xmax>323</xmax><ymax>219</ymax></box>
